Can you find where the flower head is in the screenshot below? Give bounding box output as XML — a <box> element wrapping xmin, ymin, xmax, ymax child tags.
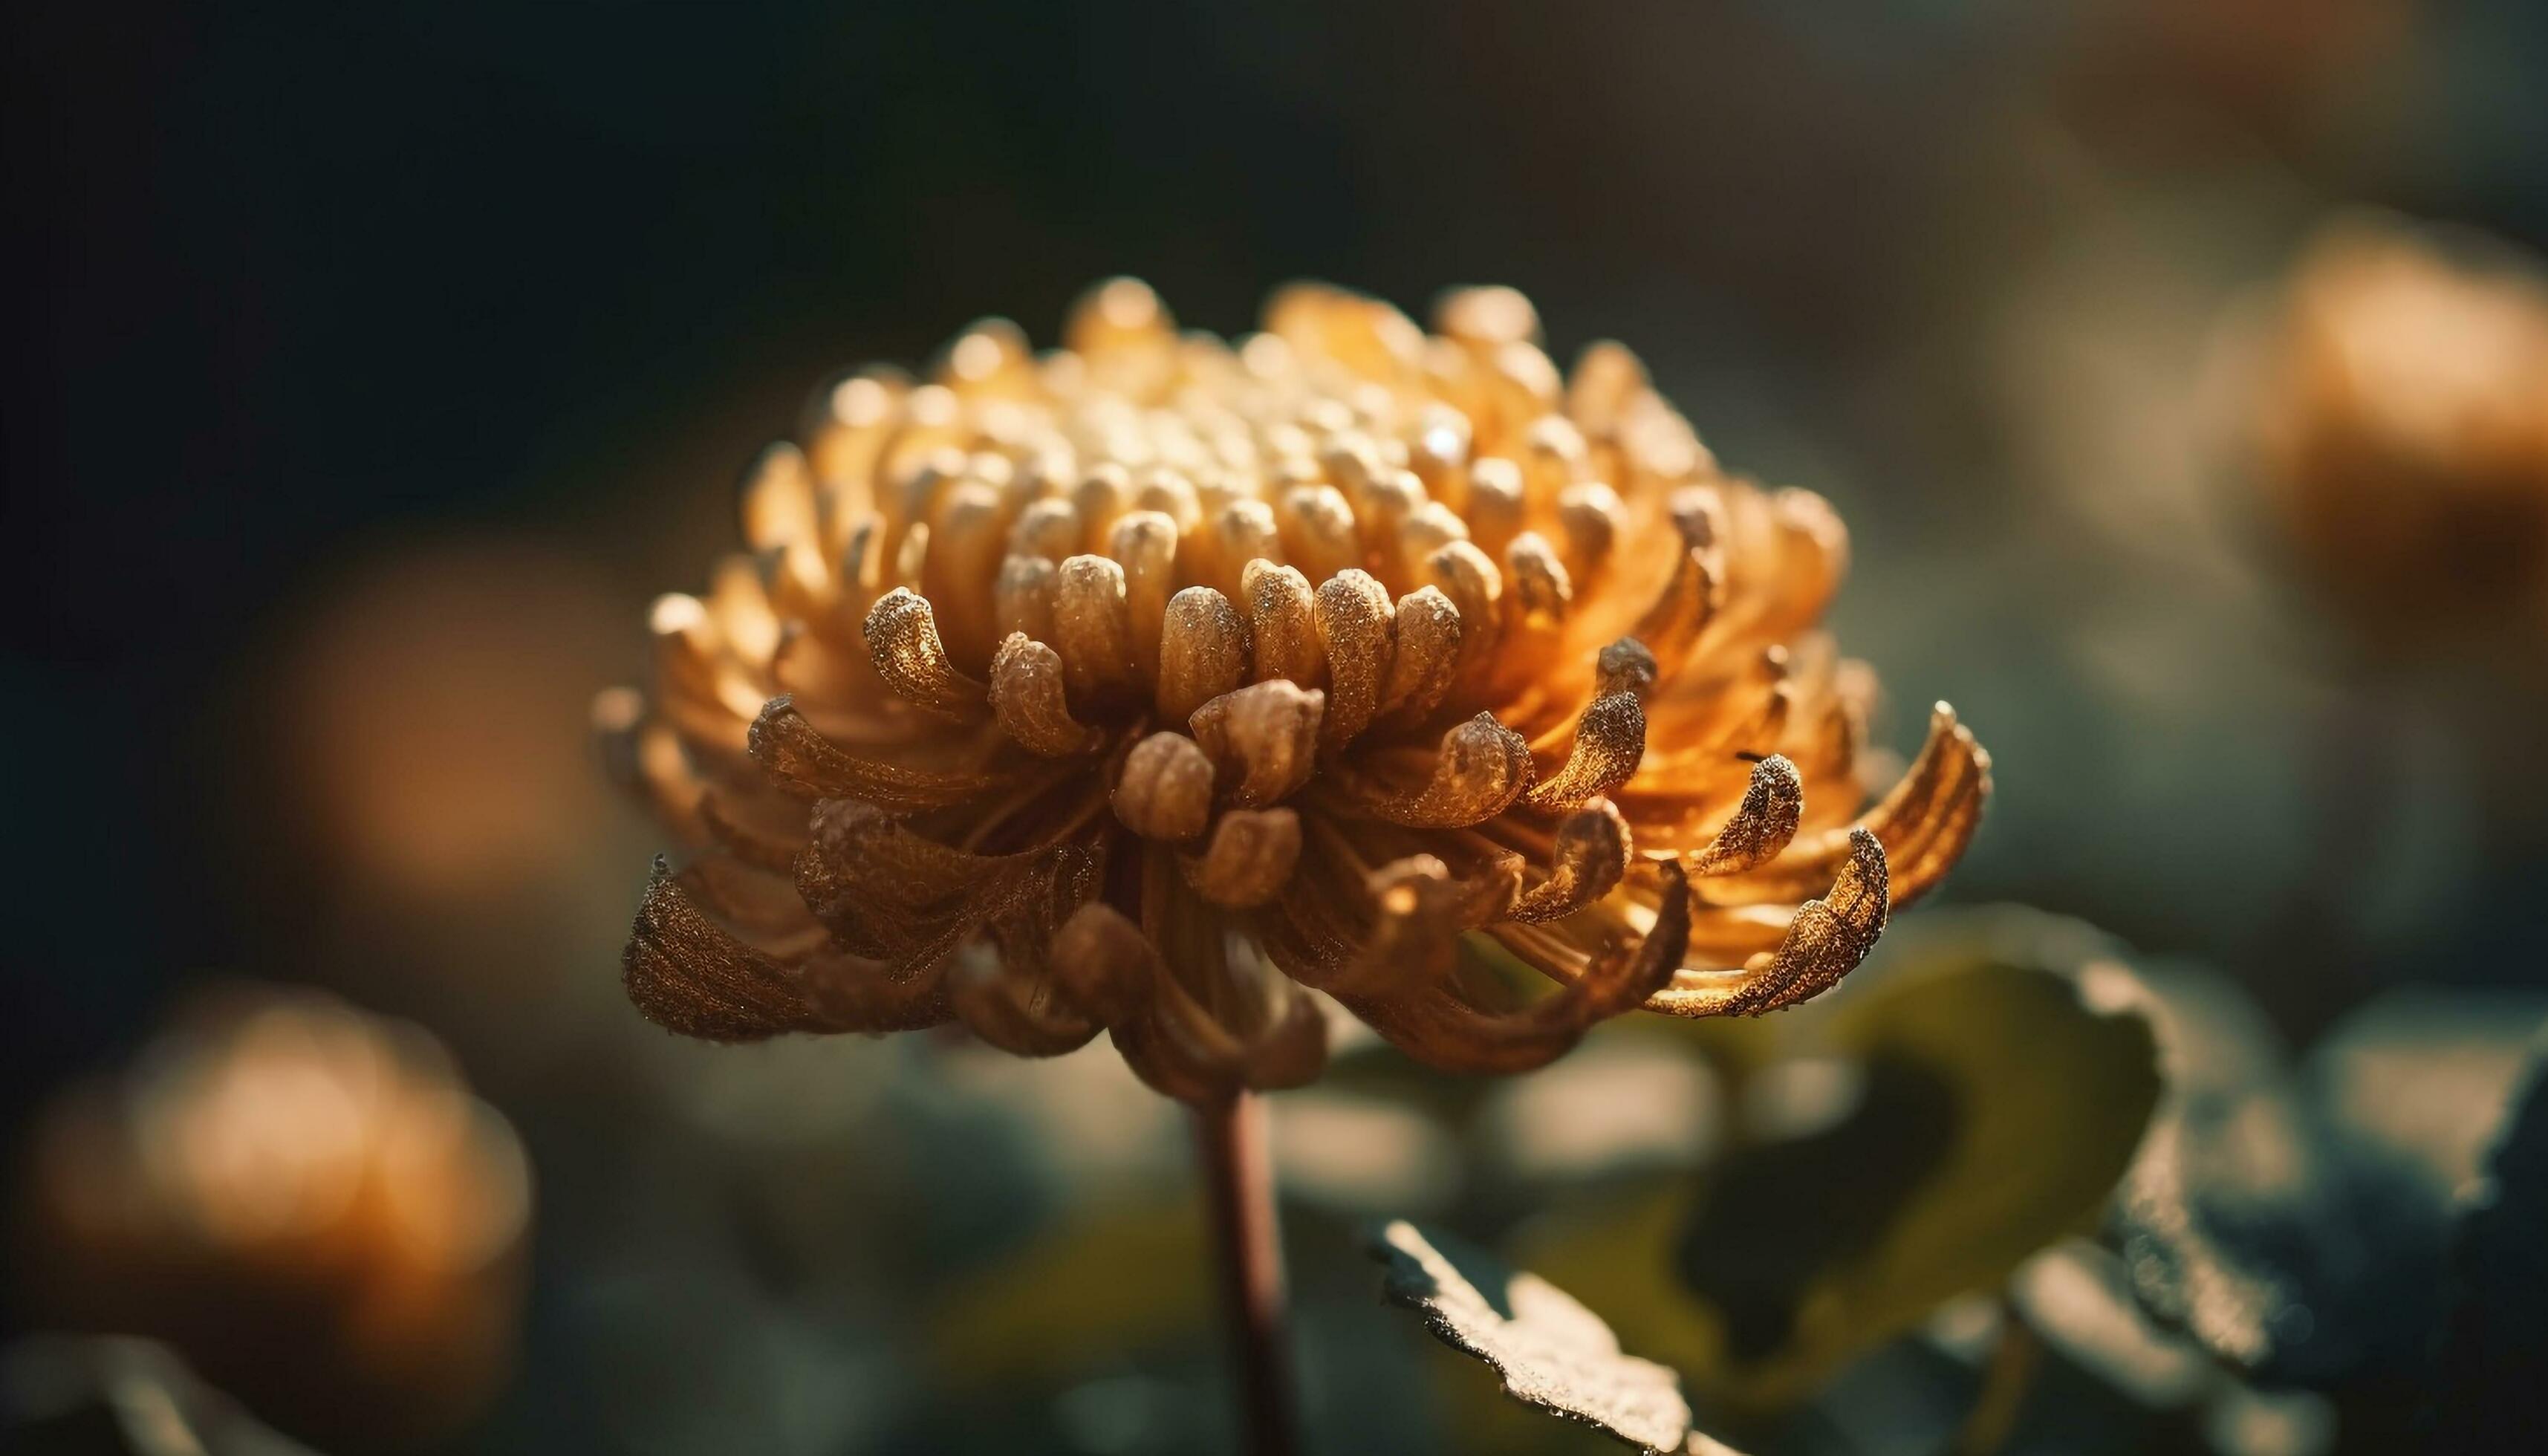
<box><xmin>599</xmin><ymin>280</ymin><xmax>1988</xmax><ymax>1099</ymax></box>
<box><xmin>2250</xmin><ymin>215</ymin><xmax>2548</xmax><ymax>641</ymax></box>
<box><xmin>21</xmin><ymin>989</ymin><xmax>531</xmax><ymax>1439</ymax></box>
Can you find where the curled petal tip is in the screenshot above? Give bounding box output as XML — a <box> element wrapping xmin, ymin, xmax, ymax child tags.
<box><xmin>1526</xmin><ymin>688</ymin><xmax>1646</xmax><ymax>810</ymax></box>
<box><xmin>1183</xmin><ymin>807</ymin><xmax>1303</xmax><ymax>909</ymax></box>
<box><xmin>1512</xmin><ymin>798</ymin><xmax>1632</xmax><ymax>923</ymax></box>
<box><xmin>946</xmin><ymin>954</ymin><xmax>1104</xmax><ymax>1059</ymax></box>
<box><xmin>989</xmin><ymin>633</ymin><xmax>1102</xmax><ymax>757</ymax></box>
<box><xmin>863</xmin><ymin>588</ymin><xmax>984</xmax><ymax>720</ymax></box>
<box><xmin>1595</xmin><ymin>637</ymin><xmax>1659</xmax><ymax>699</ymax></box>
<box><xmin>1157</xmin><ymin>587</ymin><xmax>1250</xmax><ymax>723</ymax></box>
<box><xmin>1189</xmin><ymin>680</ymin><xmax>1325</xmax><ymax>808</ymax></box>
<box><xmin>1114</xmin><ymin>732</ymin><xmax>1216</xmax><ymax>841</ymax></box>
<box><xmin>1050</xmin><ymin>902</ymin><xmax>1156</xmax><ymax>1024</ymax></box>
<box><xmin>1313</xmin><ymin>571</ymin><xmax>1396</xmax><ymax>750</ymax></box>
<box><xmin>1683</xmin><ymin>753</ymin><xmax>1804</xmax><ymax>877</ymax></box>
<box><xmin>1355</xmin><ymin>712</ymin><xmax>1535</xmax><ymax>828</ymax></box>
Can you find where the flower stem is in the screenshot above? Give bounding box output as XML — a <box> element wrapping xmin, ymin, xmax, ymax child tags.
<box><xmin>1953</xmin><ymin>1301</ymin><xmax>2040</xmax><ymax>1456</ymax></box>
<box><xmin>1193</xmin><ymin>1091</ymin><xmax>1299</xmax><ymax>1456</ymax></box>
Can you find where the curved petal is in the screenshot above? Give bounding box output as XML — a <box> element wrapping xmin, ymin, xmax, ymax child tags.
<box><xmin>794</xmin><ymin>800</ymin><xmax>1097</xmax><ymax>975</ymax></box>
<box><xmin>1524</xmin><ymin>689</ymin><xmax>1646</xmax><ymax>810</ymax></box>
<box><xmin>1698</xmin><ymin>704</ymin><xmax>1986</xmax><ymax>909</ymax></box>
<box><xmin>623</xmin><ymin>857</ymin><xmax>829</xmax><ymax>1041</ymax></box>
<box><xmin>865</xmin><ymin>587</ymin><xmax>988</xmax><ymax>721</ymax></box>
<box><xmin>1329</xmin><ymin>712</ymin><xmax>1536</xmax><ymax>828</ymax></box>
<box><xmin>1646</xmin><ymin>828</ymin><xmax>1889</xmax><ymax>1017</ymax></box>
<box><xmin>1053</xmin><ymin>902</ymin><xmax>1327</xmax><ymax>1101</ymax></box>
<box><xmin>793</xmin><ymin>946</ymin><xmax>954</xmax><ymax>1033</ymax></box>
<box><xmin>1509</xmin><ymin>799</ymin><xmax>1633</xmax><ymax>923</ymax></box>
<box><xmin>748</xmin><ymin>696</ymin><xmax>1003</xmax><ymax>812</ymax></box>
<box><xmin>1679</xmin><ymin>753</ymin><xmax>1804</xmax><ymax>877</ymax></box>
<box><xmin>947</xmin><ymin>954</ymin><xmax>1104</xmax><ymax>1058</ymax></box>
<box><xmin>1349</xmin><ymin>860</ymin><xmax>1690</xmax><ymax>1073</ymax></box>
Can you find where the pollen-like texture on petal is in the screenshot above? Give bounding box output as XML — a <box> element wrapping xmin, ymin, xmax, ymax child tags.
<box><xmin>601</xmin><ymin>279</ymin><xmax>1989</xmax><ymax>1096</ymax></box>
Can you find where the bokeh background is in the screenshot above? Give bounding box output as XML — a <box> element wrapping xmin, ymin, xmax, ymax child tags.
<box><xmin>10</xmin><ymin>2</ymin><xmax>2548</xmax><ymax>1453</ymax></box>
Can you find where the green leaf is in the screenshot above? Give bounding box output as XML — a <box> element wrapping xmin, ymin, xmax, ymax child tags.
<box><xmin>1524</xmin><ymin>911</ymin><xmax>2163</xmax><ymax>1411</ymax></box>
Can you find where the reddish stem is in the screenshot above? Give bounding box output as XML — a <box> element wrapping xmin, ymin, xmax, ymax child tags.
<box><xmin>1193</xmin><ymin>1091</ymin><xmax>1299</xmax><ymax>1456</ymax></box>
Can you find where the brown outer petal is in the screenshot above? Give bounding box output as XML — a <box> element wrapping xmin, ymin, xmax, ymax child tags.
<box><xmin>1330</xmin><ymin>854</ymin><xmax>1526</xmax><ymax>999</ymax></box>
<box><xmin>1189</xmin><ymin>681</ymin><xmax>1325</xmax><ymax>808</ymax></box>
<box><xmin>794</xmin><ymin>947</ymin><xmax>955</xmax><ymax>1033</ymax></box>
<box><xmin>675</xmin><ymin>855</ymin><xmax>828</xmax><ymax>957</ymax></box>
<box><xmin>1110</xmin><ymin>984</ymin><xmax>1328</xmax><ymax>1104</ymax></box>
<box><xmin>623</xmin><ymin>857</ymin><xmax>830</xmax><ymax>1041</ymax></box>
<box><xmin>988</xmin><ymin>634</ymin><xmax>1103</xmax><ymax>758</ymax></box>
<box><xmin>1345</xmin><ymin>859</ymin><xmax>1691</xmax><ymax>1074</ymax></box>
<box><xmin>945</xmin><ymin>836</ymin><xmax>1116</xmax><ymax>1055</ymax></box>
<box><xmin>692</xmin><ymin>784</ymin><xmax>811</xmax><ymax>871</ymax></box>
<box><xmin>1180</xmin><ymin>807</ymin><xmax>1304</xmax><ymax>909</ymax></box>
<box><xmin>946</xmin><ymin>955</ymin><xmax>1104</xmax><ymax>1059</ymax></box>
<box><xmin>1049</xmin><ymin>901</ymin><xmax>1158</xmax><ymax>1024</ymax></box>
<box><xmin>1114</xmin><ymin>732</ymin><xmax>1217</xmax><ymax>842</ymax></box>
<box><xmin>1052</xmin><ymin>903</ymin><xmax>1327</xmax><ymax>1102</ymax></box>
<box><xmin>794</xmin><ymin>801</ymin><xmax>1096</xmax><ymax>976</ymax></box>
<box><xmin>747</xmin><ymin>696</ymin><xmax>998</xmax><ymax>812</ymax></box>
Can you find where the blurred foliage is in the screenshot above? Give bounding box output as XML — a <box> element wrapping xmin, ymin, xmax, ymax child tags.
<box><xmin>1524</xmin><ymin>914</ymin><xmax>2160</xmax><ymax>1415</ymax></box>
<box><xmin>1</xmin><ymin>1337</ymin><xmax>320</xmax><ymax>1456</ymax></box>
<box><xmin>927</xmin><ymin>1194</ymin><xmax>1206</xmax><ymax>1387</ymax></box>
<box><xmin>2111</xmin><ymin>975</ymin><xmax>2547</xmax><ymax>1395</ymax></box>
<box><xmin>1359</xmin><ymin>921</ymin><xmax>2548</xmax><ymax>1454</ymax></box>
<box><xmin>1518</xmin><ymin>923</ymin><xmax>2160</xmax><ymax>1428</ymax></box>
<box><xmin>2428</xmin><ymin>1042</ymin><xmax>2548</xmax><ymax>1450</ymax></box>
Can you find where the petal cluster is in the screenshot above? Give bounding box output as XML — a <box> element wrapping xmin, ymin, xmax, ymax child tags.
<box><xmin>599</xmin><ymin>280</ymin><xmax>1989</xmax><ymax>1099</ymax></box>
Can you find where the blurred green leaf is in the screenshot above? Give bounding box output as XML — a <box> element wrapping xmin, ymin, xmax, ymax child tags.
<box><xmin>0</xmin><ymin>1337</ymin><xmax>322</xmax><ymax>1456</ymax></box>
<box><xmin>2111</xmin><ymin>983</ymin><xmax>2546</xmax><ymax>1389</ymax></box>
<box><xmin>1526</xmin><ymin>917</ymin><xmax>2162</xmax><ymax>1411</ymax></box>
<box><xmin>926</xmin><ymin>1194</ymin><xmax>1206</xmax><ymax>1385</ymax></box>
<box><xmin>2428</xmin><ymin>1038</ymin><xmax>2548</xmax><ymax>1449</ymax></box>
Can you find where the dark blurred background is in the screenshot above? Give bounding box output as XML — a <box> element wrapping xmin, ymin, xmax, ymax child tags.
<box><xmin>9</xmin><ymin>4</ymin><xmax>2548</xmax><ymax>1453</ymax></box>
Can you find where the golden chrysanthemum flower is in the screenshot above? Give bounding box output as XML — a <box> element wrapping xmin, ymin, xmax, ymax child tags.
<box><xmin>598</xmin><ymin>281</ymin><xmax>1989</xmax><ymax>1100</ymax></box>
<box><xmin>19</xmin><ymin>989</ymin><xmax>531</xmax><ymax>1441</ymax></box>
<box><xmin>2252</xmin><ymin>214</ymin><xmax>2548</xmax><ymax>639</ymax></box>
